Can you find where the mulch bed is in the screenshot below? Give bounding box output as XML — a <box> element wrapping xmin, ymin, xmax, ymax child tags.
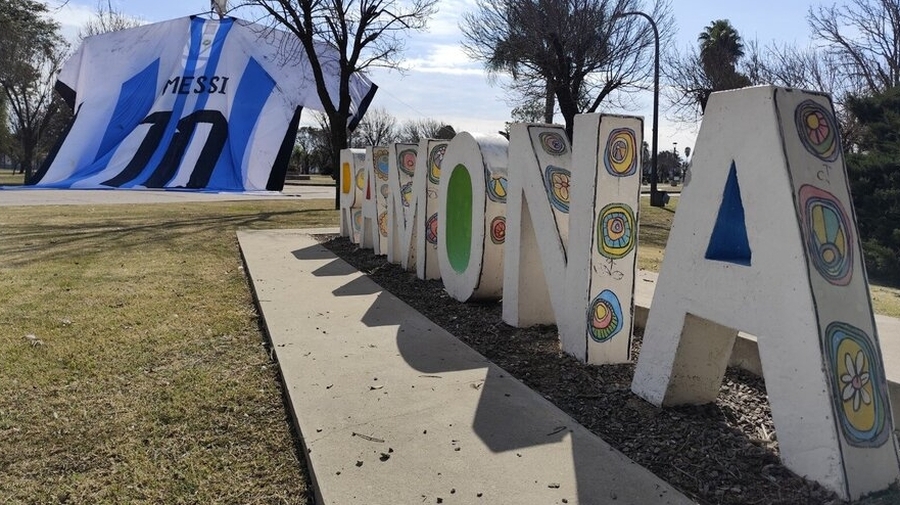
<box><xmin>317</xmin><ymin>235</ymin><xmax>892</xmax><ymax>505</ymax></box>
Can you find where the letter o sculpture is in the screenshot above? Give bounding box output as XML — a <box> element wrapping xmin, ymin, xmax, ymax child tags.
<box><xmin>438</xmin><ymin>132</ymin><xmax>508</xmax><ymax>301</ymax></box>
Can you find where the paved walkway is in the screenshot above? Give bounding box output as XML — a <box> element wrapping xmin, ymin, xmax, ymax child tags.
<box><xmin>239</xmin><ymin>228</ymin><xmax>695</xmax><ymax>505</ymax></box>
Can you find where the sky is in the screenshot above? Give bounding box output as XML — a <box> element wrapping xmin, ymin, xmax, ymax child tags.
<box><xmin>46</xmin><ymin>0</ymin><xmax>831</xmax><ymax>157</ymax></box>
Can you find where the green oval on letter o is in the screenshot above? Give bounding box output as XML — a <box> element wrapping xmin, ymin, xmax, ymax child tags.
<box><xmin>446</xmin><ymin>164</ymin><xmax>472</xmax><ymax>273</ymax></box>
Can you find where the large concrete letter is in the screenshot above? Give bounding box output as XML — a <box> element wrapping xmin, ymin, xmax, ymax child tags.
<box><xmin>568</xmin><ymin>115</ymin><xmax>643</xmax><ymax>364</ymax></box>
<box><xmin>502</xmin><ymin>115</ymin><xmax>643</xmax><ymax>364</ymax></box>
<box><xmin>631</xmin><ymin>86</ymin><xmax>899</xmax><ymax>500</ymax></box>
<box><xmin>413</xmin><ymin>139</ymin><xmax>449</xmax><ymax>280</ymax></box>
<box><xmin>339</xmin><ymin>148</ymin><xmax>366</xmax><ymax>244</ymax></box>
<box><xmin>502</xmin><ymin>124</ymin><xmax>572</xmax><ymax>326</ymax></box>
<box><xmin>387</xmin><ymin>143</ymin><xmax>419</xmax><ymax>267</ymax></box>
<box><xmin>363</xmin><ymin>146</ymin><xmax>391</xmax><ymax>255</ymax></box>
<box><xmin>438</xmin><ymin>132</ymin><xmax>508</xmax><ymax>301</ymax></box>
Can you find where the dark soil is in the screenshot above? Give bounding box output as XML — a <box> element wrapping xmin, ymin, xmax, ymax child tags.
<box><xmin>318</xmin><ymin>235</ymin><xmax>896</xmax><ymax>505</ymax></box>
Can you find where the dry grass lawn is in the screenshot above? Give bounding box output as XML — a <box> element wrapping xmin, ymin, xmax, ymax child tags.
<box><xmin>0</xmin><ymin>200</ymin><xmax>337</xmax><ymax>504</ymax></box>
<box><xmin>636</xmin><ymin>196</ymin><xmax>677</xmax><ymax>272</ymax></box>
<box><xmin>0</xmin><ymin>170</ymin><xmax>25</xmax><ymax>186</ymax></box>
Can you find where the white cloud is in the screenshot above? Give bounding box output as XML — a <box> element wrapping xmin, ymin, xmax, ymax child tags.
<box><xmin>47</xmin><ymin>2</ymin><xmax>97</xmax><ymax>43</ymax></box>
<box><xmin>400</xmin><ymin>44</ymin><xmax>485</xmax><ymax>76</ymax></box>
<box><xmin>426</xmin><ymin>0</ymin><xmax>476</xmax><ymax>38</ymax></box>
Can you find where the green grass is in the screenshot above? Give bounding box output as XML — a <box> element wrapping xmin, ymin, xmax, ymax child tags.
<box><xmin>0</xmin><ymin>200</ymin><xmax>337</xmax><ymax>504</ymax></box>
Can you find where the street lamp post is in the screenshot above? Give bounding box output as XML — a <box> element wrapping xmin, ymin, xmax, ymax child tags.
<box><xmin>616</xmin><ymin>10</ymin><xmax>666</xmax><ymax>206</ymax></box>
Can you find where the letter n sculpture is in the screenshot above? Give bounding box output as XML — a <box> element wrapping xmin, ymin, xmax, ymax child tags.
<box><xmin>502</xmin><ymin>115</ymin><xmax>643</xmax><ymax>364</ymax></box>
<box><xmin>631</xmin><ymin>86</ymin><xmax>899</xmax><ymax>500</ymax></box>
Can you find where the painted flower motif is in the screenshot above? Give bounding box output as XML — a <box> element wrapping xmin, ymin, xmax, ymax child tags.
<box><xmin>841</xmin><ymin>350</ymin><xmax>871</xmax><ymax>412</ymax></box>
<box><xmin>806</xmin><ymin>110</ymin><xmax>831</xmax><ymax>144</ymax></box>
<box><xmin>551</xmin><ymin>172</ymin><xmax>570</xmax><ymax>203</ymax></box>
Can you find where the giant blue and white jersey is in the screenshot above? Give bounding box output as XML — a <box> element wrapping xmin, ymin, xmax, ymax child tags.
<box><xmin>33</xmin><ymin>16</ymin><xmax>376</xmax><ymax>191</ymax></box>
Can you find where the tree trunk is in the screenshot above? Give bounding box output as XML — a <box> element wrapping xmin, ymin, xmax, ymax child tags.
<box><xmin>330</xmin><ymin>114</ymin><xmax>349</xmax><ymax>210</ymax></box>
<box><xmin>22</xmin><ymin>136</ymin><xmax>35</xmax><ymax>183</ymax></box>
<box><xmin>543</xmin><ymin>81</ymin><xmax>555</xmax><ymax>124</ymax></box>
<box><xmin>22</xmin><ymin>159</ymin><xmax>33</xmax><ymax>183</ymax></box>
<box><xmin>556</xmin><ymin>87</ymin><xmax>579</xmax><ymax>140</ymax></box>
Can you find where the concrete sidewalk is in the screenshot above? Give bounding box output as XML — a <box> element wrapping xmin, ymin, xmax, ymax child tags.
<box><xmin>239</xmin><ymin>228</ymin><xmax>694</xmax><ymax>505</ymax></box>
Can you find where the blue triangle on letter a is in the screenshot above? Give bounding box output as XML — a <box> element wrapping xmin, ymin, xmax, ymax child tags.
<box><xmin>704</xmin><ymin>161</ymin><xmax>751</xmax><ymax>266</ymax></box>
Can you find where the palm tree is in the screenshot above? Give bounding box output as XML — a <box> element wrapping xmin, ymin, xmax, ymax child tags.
<box><xmin>696</xmin><ymin>19</ymin><xmax>751</xmax><ymax>111</ymax></box>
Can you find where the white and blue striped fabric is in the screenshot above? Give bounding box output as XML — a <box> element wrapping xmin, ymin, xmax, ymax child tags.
<box><xmin>32</xmin><ymin>16</ymin><xmax>376</xmax><ymax>192</ymax></box>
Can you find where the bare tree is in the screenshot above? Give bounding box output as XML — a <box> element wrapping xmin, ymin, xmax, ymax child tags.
<box><xmin>5</xmin><ymin>43</ymin><xmax>70</xmax><ymax>181</ymax></box>
<box><xmin>240</xmin><ymin>0</ymin><xmax>437</xmax><ymax>206</ymax></box>
<box><xmin>755</xmin><ymin>44</ymin><xmax>842</xmax><ymax>93</ymax></box>
<box><xmin>462</xmin><ymin>0</ymin><xmax>672</xmax><ymax>138</ymax></box>
<box><xmin>295</xmin><ymin>114</ymin><xmax>334</xmax><ymax>174</ymax></box>
<box><xmin>510</xmin><ymin>101</ymin><xmax>547</xmax><ymax>123</ymax></box>
<box><xmin>397</xmin><ymin>117</ymin><xmax>454</xmax><ymax>143</ymax></box>
<box><xmin>809</xmin><ymin>0</ymin><xmax>900</xmax><ymax>96</ymax></box>
<box><xmin>351</xmin><ymin>106</ymin><xmax>398</xmax><ymax>147</ymax></box>
<box><xmin>1</xmin><ymin>0</ymin><xmax>69</xmax><ymax>181</ymax></box>
<box><xmin>77</xmin><ymin>0</ymin><xmax>144</xmax><ymax>41</ymax></box>
<box><xmin>754</xmin><ymin>42</ymin><xmax>870</xmax><ymax>148</ymax></box>
<box><xmin>664</xmin><ymin>19</ymin><xmax>753</xmax><ymax>122</ymax></box>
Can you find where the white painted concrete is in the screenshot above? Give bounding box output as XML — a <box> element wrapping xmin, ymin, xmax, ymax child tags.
<box><xmin>631</xmin><ymin>86</ymin><xmax>900</xmax><ymax>500</ymax></box>
<box><xmin>502</xmin><ymin>116</ymin><xmax>642</xmax><ymax>365</ymax></box>
<box><xmin>338</xmin><ymin>148</ymin><xmax>365</xmax><ymax>242</ymax></box>
<box><xmin>387</xmin><ymin>143</ymin><xmax>419</xmax><ymax>267</ymax></box>
<box><xmin>363</xmin><ymin>146</ymin><xmax>390</xmax><ymax>255</ymax></box>
<box><xmin>412</xmin><ymin>139</ymin><xmax>448</xmax><ymax>280</ymax></box>
<box><xmin>437</xmin><ymin>132</ymin><xmax>508</xmax><ymax>302</ymax></box>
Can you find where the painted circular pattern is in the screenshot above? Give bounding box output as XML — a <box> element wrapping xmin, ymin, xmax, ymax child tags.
<box><xmin>490</xmin><ymin>216</ymin><xmax>506</xmax><ymax>245</ymax></box>
<box><xmin>398</xmin><ymin>149</ymin><xmax>417</xmax><ymax>176</ymax></box>
<box><xmin>604</xmin><ymin>128</ymin><xmax>637</xmax><ymax>176</ymax></box>
<box><xmin>539</xmin><ymin>131</ymin><xmax>568</xmax><ymax>156</ymax></box>
<box><xmin>341</xmin><ymin>162</ymin><xmax>352</xmax><ymax>194</ymax></box>
<box><xmin>586</xmin><ymin>290</ymin><xmax>623</xmax><ymax>342</ymax></box>
<box><xmin>425</xmin><ymin>213</ymin><xmax>438</xmax><ymax>245</ymax></box>
<box><xmin>543</xmin><ymin>165</ymin><xmax>571</xmax><ymax>213</ymax></box>
<box><xmin>377</xmin><ymin>211</ymin><xmax>389</xmax><ymax>237</ymax></box>
<box><xmin>795</xmin><ymin>100</ymin><xmax>840</xmax><ymax>162</ymax></box>
<box><xmin>352</xmin><ymin>209</ymin><xmax>363</xmax><ymax>231</ymax></box>
<box><xmin>824</xmin><ymin>321</ymin><xmax>889</xmax><ymax>447</ymax></box>
<box><xmin>428</xmin><ymin>144</ymin><xmax>446</xmax><ymax>184</ymax></box>
<box><xmin>487</xmin><ymin>175</ymin><xmax>508</xmax><ymax>203</ymax></box>
<box><xmin>355</xmin><ymin>169</ymin><xmax>366</xmax><ymax>191</ymax></box>
<box><xmin>375</xmin><ymin>151</ymin><xmax>390</xmax><ymax>180</ymax></box>
<box><xmin>400</xmin><ymin>182</ymin><xmax>414</xmax><ymax>207</ymax></box>
<box><xmin>379</xmin><ymin>183</ymin><xmax>390</xmax><ymax>199</ymax></box>
<box><xmin>799</xmin><ymin>185</ymin><xmax>852</xmax><ymax>286</ymax></box>
<box><xmin>597</xmin><ymin>203</ymin><xmax>636</xmax><ymax>259</ymax></box>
